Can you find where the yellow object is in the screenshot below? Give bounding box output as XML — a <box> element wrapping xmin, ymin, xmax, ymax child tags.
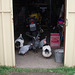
<box><xmin>29</xmin><ymin>13</ymin><xmax>42</xmax><ymax>22</ymax></box>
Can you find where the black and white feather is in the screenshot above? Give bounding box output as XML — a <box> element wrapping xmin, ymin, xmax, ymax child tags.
<box><xmin>15</xmin><ymin>34</ymin><xmax>24</xmax><ymax>48</ymax></box>
<box><xmin>42</xmin><ymin>45</ymin><xmax>52</xmax><ymax>57</ymax></box>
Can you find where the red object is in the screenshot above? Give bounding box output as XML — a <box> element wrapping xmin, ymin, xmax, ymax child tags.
<box><xmin>58</xmin><ymin>21</ymin><xmax>63</xmax><ymax>24</ymax></box>
<box><xmin>51</xmin><ymin>33</ymin><xmax>59</xmax><ymax>36</ymax></box>
<box><xmin>50</xmin><ymin>33</ymin><xmax>60</xmax><ymax>47</ymax></box>
<box><xmin>31</xmin><ymin>22</ymin><xmax>34</xmax><ymax>24</ymax></box>
<box><xmin>43</xmin><ymin>40</ymin><xmax>46</xmax><ymax>44</ymax></box>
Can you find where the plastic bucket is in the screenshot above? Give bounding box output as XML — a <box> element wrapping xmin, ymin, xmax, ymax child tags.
<box><xmin>54</xmin><ymin>49</ymin><xmax>64</xmax><ymax>63</ymax></box>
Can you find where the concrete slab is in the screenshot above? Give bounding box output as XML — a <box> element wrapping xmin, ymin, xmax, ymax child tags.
<box><xmin>15</xmin><ymin>49</ymin><xmax>63</xmax><ymax>69</ymax></box>
<box><xmin>11</xmin><ymin>72</ymin><xmax>64</xmax><ymax>75</ymax></box>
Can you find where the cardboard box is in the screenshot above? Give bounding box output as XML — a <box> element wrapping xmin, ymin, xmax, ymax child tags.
<box><xmin>50</xmin><ymin>33</ymin><xmax>60</xmax><ymax>47</ymax></box>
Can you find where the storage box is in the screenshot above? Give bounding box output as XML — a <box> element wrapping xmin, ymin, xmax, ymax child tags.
<box><xmin>50</xmin><ymin>33</ymin><xmax>60</xmax><ymax>47</ymax></box>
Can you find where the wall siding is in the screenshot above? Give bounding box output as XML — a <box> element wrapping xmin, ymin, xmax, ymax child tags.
<box><xmin>0</xmin><ymin>13</ymin><xmax>4</xmax><ymax>65</ymax></box>
<box><xmin>0</xmin><ymin>0</ymin><xmax>15</xmax><ymax>66</ymax></box>
<box><xmin>64</xmin><ymin>0</ymin><xmax>75</xmax><ymax>67</ymax></box>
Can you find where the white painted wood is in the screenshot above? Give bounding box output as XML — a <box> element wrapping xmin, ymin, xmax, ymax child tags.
<box><xmin>0</xmin><ymin>0</ymin><xmax>15</xmax><ymax>66</ymax></box>
<box><xmin>64</xmin><ymin>0</ymin><xmax>75</xmax><ymax>67</ymax></box>
<box><xmin>68</xmin><ymin>0</ymin><xmax>75</xmax><ymax>12</ymax></box>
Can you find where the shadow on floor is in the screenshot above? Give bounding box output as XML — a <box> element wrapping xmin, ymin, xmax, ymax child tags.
<box><xmin>15</xmin><ymin>49</ymin><xmax>63</xmax><ymax>69</ymax></box>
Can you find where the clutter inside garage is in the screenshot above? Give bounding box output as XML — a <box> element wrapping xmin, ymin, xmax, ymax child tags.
<box><xmin>13</xmin><ymin>0</ymin><xmax>65</xmax><ymax>68</ymax></box>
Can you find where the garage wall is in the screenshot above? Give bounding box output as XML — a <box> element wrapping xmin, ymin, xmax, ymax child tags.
<box><xmin>0</xmin><ymin>0</ymin><xmax>15</xmax><ymax>66</ymax></box>
<box><xmin>0</xmin><ymin>0</ymin><xmax>75</xmax><ymax>67</ymax></box>
<box><xmin>64</xmin><ymin>0</ymin><xmax>75</xmax><ymax>67</ymax></box>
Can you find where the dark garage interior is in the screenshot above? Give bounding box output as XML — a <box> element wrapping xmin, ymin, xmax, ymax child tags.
<box><xmin>13</xmin><ymin>0</ymin><xmax>65</xmax><ymax>68</ymax></box>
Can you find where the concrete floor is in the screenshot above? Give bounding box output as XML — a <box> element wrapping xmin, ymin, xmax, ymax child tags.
<box><xmin>15</xmin><ymin>30</ymin><xmax>63</xmax><ymax>69</ymax></box>
<box><xmin>15</xmin><ymin>49</ymin><xmax>63</xmax><ymax>69</ymax></box>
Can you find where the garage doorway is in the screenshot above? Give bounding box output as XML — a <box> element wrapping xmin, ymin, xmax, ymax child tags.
<box><xmin>13</xmin><ymin>0</ymin><xmax>66</xmax><ymax>68</ymax></box>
